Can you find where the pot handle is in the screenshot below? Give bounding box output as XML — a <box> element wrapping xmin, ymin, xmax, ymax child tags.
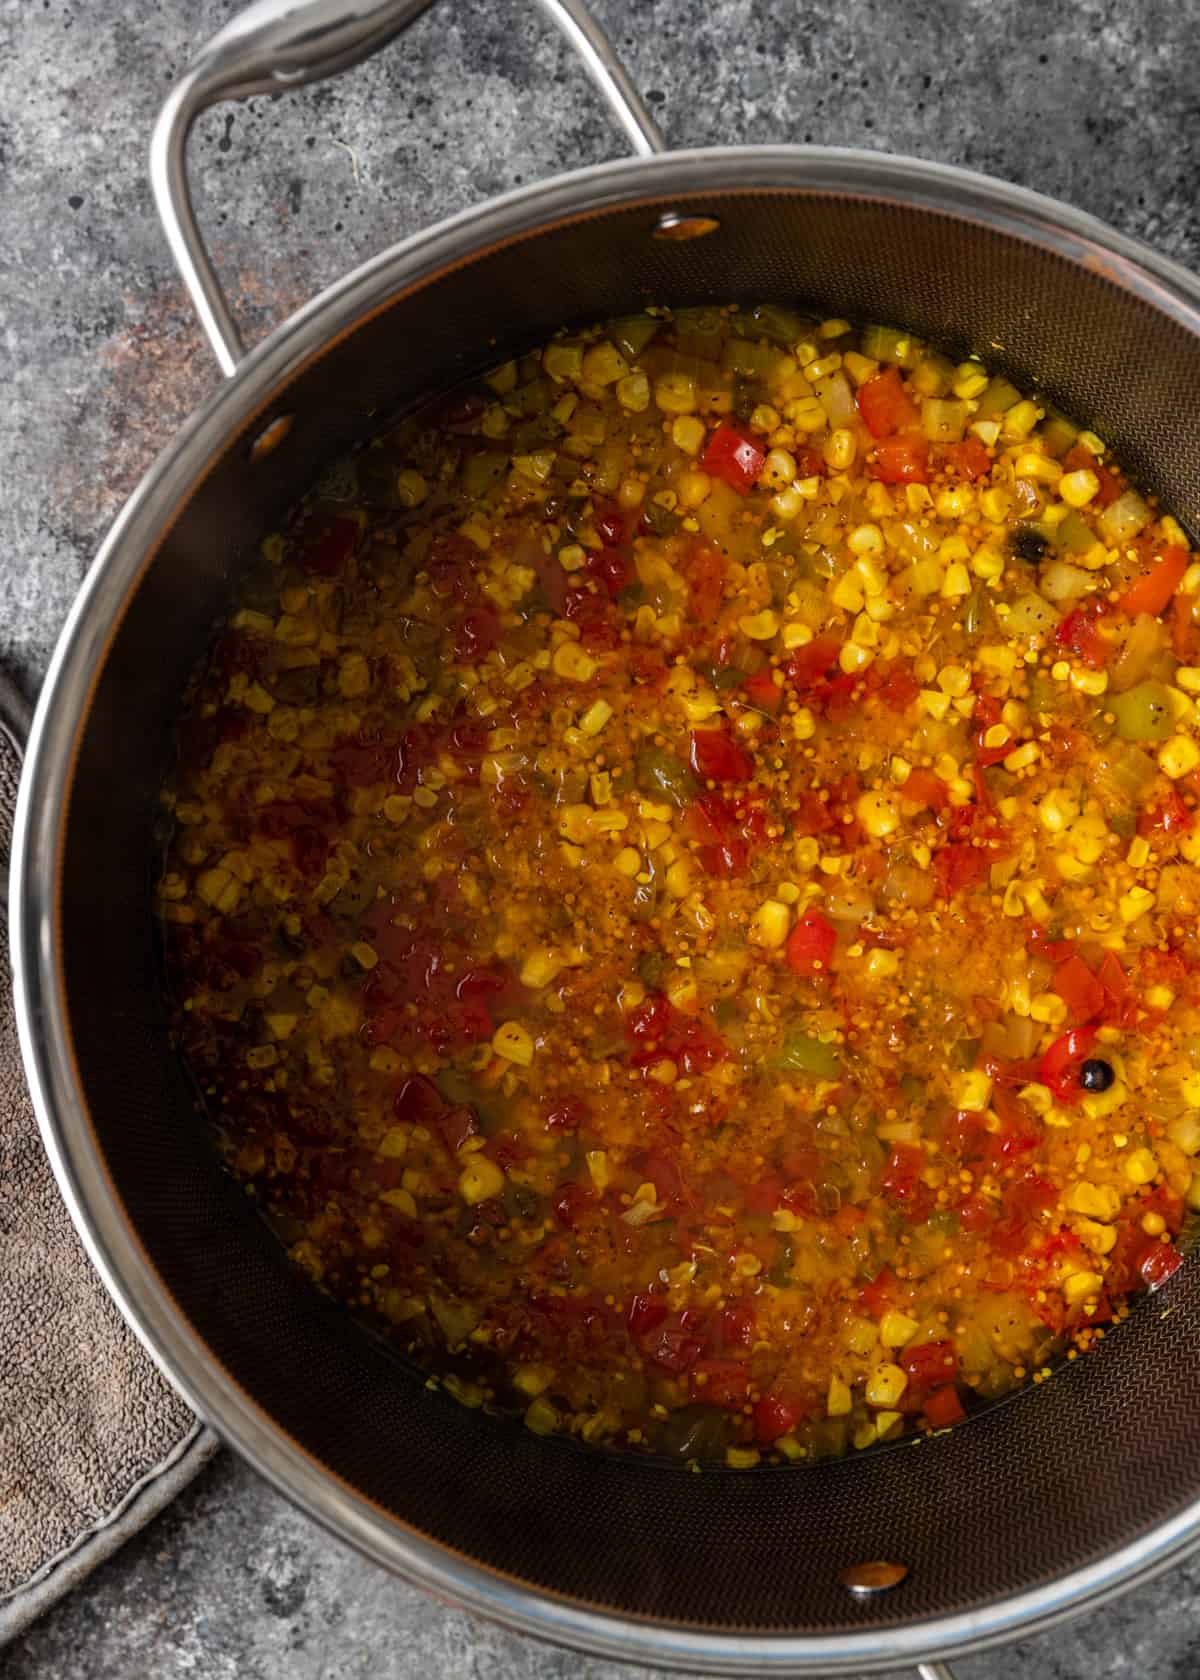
<box><xmin>149</xmin><ymin>0</ymin><xmax>667</xmax><ymax>378</ymax></box>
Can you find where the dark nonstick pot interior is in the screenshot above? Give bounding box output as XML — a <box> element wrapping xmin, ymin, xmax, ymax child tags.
<box><xmin>53</xmin><ymin>176</ymin><xmax>1200</xmax><ymax>1650</ymax></box>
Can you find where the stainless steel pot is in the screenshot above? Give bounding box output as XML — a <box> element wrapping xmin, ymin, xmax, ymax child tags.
<box><xmin>13</xmin><ymin>1</ymin><xmax>1200</xmax><ymax>1673</ymax></box>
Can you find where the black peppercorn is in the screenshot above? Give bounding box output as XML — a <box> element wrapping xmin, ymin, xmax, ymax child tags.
<box><xmin>1079</xmin><ymin>1058</ymin><xmax>1115</xmax><ymax>1093</ymax></box>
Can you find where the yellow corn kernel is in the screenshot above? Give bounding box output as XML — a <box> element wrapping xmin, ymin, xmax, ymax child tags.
<box><xmin>552</xmin><ymin>641</ymin><xmax>598</xmax><ymax>682</ymax></box>
<box><xmin>543</xmin><ymin>342</ymin><xmax>583</xmax><ymax>382</ymax></box>
<box><xmin>492</xmin><ymin>1021</ymin><xmax>534</xmax><ymax>1066</ymax></box>
<box><xmin>578</xmin><ymin>699</ymin><xmax>613</xmax><ymax>737</ymax></box>
<box><xmin>879</xmin><ymin>1310</ymin><xmax>919</xmax><ymax>1348</ymax></box>
<box><xmin>195</xmin><ymin>866</ymin><xmax>241</xmax><ymax>914</ymax></box>
<box><xmin>865</xmin><ymin>948</ymin><xmax>900</xmax><ymax>980</ymax></box>
<box><xmin>1003</xmin><ymin>742</ymin><xmax>1041</xmax><ymax>773</ymax></box>
<box><xmin>585</xmin><ymin>1149</ymin><xmax>611</xmax><ymax>1191</ymax></box>
<box><xmin>616</xmin><ymin>370</ymin><xmax>651</xmax><ymax>412</ymax></box>
<box><xmin>979</xmin><ymin>485</ymin><xmax>1013</xmax><ymax>523</ymax></box>
<box><xmin>824</xmin><ymin>428</ymin><xmax>858</xmax><ymax>471</ymax></box>
<box><xmin>395</xmin><ymin>468</ymin><xmax>428</xmax><ymax>507</ymax></box>
<box><xmin>838</xmin><ymin>641</ymin><xmax>874</xmax><ymax>675</ymax></box>
<box><xmin>664</xmin><ymin>859</ymin><xmax>692</xmax><ymax>898</ymax></box>
<box><xmin>459</xmin><ymin>1155</ymin><xmax>505</xmax><ymax>1205</ymax></box>
<box><xmin>919</xmin><ymin>689</ymin><xmax>952</xmax><ymax>720</ymax></box>
<box><xmin>936</xmin><ymin>662</ymin><xmax>970</xmax><ymax>697</ymax></box>
<box><xmin>655</xmin><ymin>371</ymin><xmax>697</xmax><ymax>414</ymax></box>
<box><xmin>1074</xmin><ymin>1217</ymin><xmax>1118</xmax><ymax>1256</ymax></box>
<box><xmin>677</xmin><ymin>467</ymin><xmax>713</xmax><ymax>508</ymax></box>
<box><xmin>1001</xmin><ymin>399</ymin><xmax>1041</xmax><ymax>441</ymax></box>
<box><xmin>792</xmin><ymin>706</ymin><xmax>816</xmax><ymax>740</ymax></box>
<box><xmin>866</xmin><ymin>1363</ymin><xmax>908</xmax><ymax>1408</ymax></box>
<box><xmin>843</xmin><ymin>351</ymin><xmax>879</xmax><ymax>386</ymax></box>
<box><xmin>671</xmin><ymin>413</ymin><xmax>706</xmax><ymax>455</ymax></box>
<box><xmin>1019</xmin><ymin>1082</ymin><xmax>1053</xmax><ymax>1115</ymax></box>
<box><xmin>759</xmin><ymin>447</ymin><xmax>797</xmax><ymax>490</ymax></box>
<box><xmin>1062</xmin><ymin>1269</ymin><xmax>1104</xmax><ymax>1308</ymax></box>
<box><xmin>855</xmin><ymin>790</ymin><xmax>900</xmax><ymax>839</ymax></box>
<box><xmin>739</xmin><ymin>609</ymin><xmax>780</xmax><ymax>640</ymax></box>
<box><xmin>1118</xmin><ymin>885</ymin><xmax>1155</xmax><ymax>925</ymax></box>
<box><xmin>1158</xmin><ymin>734</ymin><xmax>1200</xmax><ymax>779</ymax></box>
<box><xmin>953</xmin><ymin>361</ymin><xmax>988</xmax><ymax>400</ymax></box>
<box><xmin>519</xmin><ymin>948</ymin><xmax>562</xmax><ymax>989</ymax></box>
<box><xmin>1030</xmin><ymin>991</ymin><xmax>1068</xmax><ymax>1026</ymax></box>
<box><xmin>935</xmin><ymin>486</ymin><xmax>976</xmax><ymax>521</ymax></box>
<box><xmin>972</xmin><ymin>546</ymin><xmax>1005</xmax><ymax>581</ymax></box>
<box><xmin>724</xmin><ymin>1446</ymin><xmax>760</xmax><ymax>1470</ymax></box>
<box><xmin>581</xmin><ymin>340</ymin><xmax>628</xmax><ymax>386</ymax></box>
<box><xmin>1059</xmin><ymin>468</ymin><xmax>1099</xmax><ymax>508</ymax></box>
<box><xmin>1037</xmin><ymin>789</ymin><xmax>1079</xmax><ymax>833</ymax></box>
<box><xmin>512</xmin><ymin>1364</ymin><xmax>555</xmax><ymax>1399</ymax></box>
<box><xmin>952</xmin><ymin>1070</ymin><xmax>993</xmax><ymax>1113</ymax></box>
<box><xmin>1070</xmin><ymin>667</ymin><xmax>1108</xmax><ymax>696</ymax></box>
<box><xmin>1067</xmin><ymin>1182</ymin><xmax>1120</xmax><ymax>1221</ymax></box>
<box><xmin>942</xmin><ymin>562</ymin><xmax>971</xmax><ymax>597</ymax></box>
<box><xmin>751</xmin><ymin>898</ymin><xmax>792</xmax><ymax>949</ymax></box>
<box><xmin>1081</xmin><ymin>1080</ymin><xmax>1128</xmax><ymax>1120</ymax></box>
<box><xmin>1014</xmin><ymin>451</ymin><xmax>1062</xmax><ymax>485</ymax></box>
<box><xmin>805</xmin><ymin>352</ymin><xmax>844</xmax><ymax>383</ymax></box>
<box><xmin>831</xmin><ymin>570</ymin><xmax>866</xmax><ymax>614</ymax></box>
<box><xmin>1124</xmin><ymin>1147</ymin><xmax>1158</xmax><ymax>1185</ymax></box>
<box><xmin>524</xmin><ymin>1397</ymin><xmax>559</xmax><ymax>1436</ymax></box>
<box><xmin>614</xmin><ymin>847</ymin><xmax>642</xmax><ymax>878</ymax></box>
<box><xmin>827</xmin><ymin>1374</ymin><xmax>852</xmax><ymax>1417</ymax></box>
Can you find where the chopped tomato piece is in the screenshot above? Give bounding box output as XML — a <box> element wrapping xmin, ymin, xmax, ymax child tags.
<box><xmin>692</xmin><ymin>1359</ymin><xmax>751</xmax><ymax>1410</ymax></box>
<box><xmin>1055</xmin><ymin>605</ymin><xmax>1107</xmax><ymax>670</ymax></box>
<box><xmin>901</xmin><ymin>1340</ymin><xmax>957</xmax><ymax>1392</ymax></box>
<box><xmin>946</xmin><ymin>435</ymin><xmax>991</xmax><ymax>480</ymax></box>
<box><xmin>1118</xmin><ymin>545</ymin><xmax>1189</xmax><ymax>617</ymax></box>
<box><xmin>1140</xmin><ymin>1243</ymin><xmax>1184</xmax><ymax>1291</ymax></box>
<box><xmin>785</xmin><ymin>909</ymin><xmax>837</xmax><ymax>977</ymax></box>
<box><xmin>689</xmin><ymin>728</ymin><xmax>755</xmax><ymax>784</ymax></box>
<box><xmin>701</xmin><ymin>424</ymin><xmax>766</xmax><ymax>494</ymax></box>
<box><xmin>754</xmin><ymin>1393</ymin><xmax>804</xmax><ymax>1443</ymax></box>
<box><xmin>1052</xmin><ymin>954</ymin><xmax>1106</xmax><ymax>1025</ymax></box>
<box><xmin>932</xmin><ymin>841</ymin><xmax>990</xmax><ymax>898</ymax></box>
<box><xmin>922</xmin><ymin>1386</ymin><xmax>966</xmax><ymax>1429</ymax></box>
<box><xmin>901</xmin><ymin>768</ymin><xmax>950</xmax><ymax>810</ymax></box>
<box><xmin>785</xmin><ymin>634</ymin><xmax>842</xmax><ymax>693</ymax></box>
<box><xmin>870</xmin><ymin>434</ymin><xmax>929</xmax><ymax>484</ymax></box>
<box><xmin>856</xmin><ymin>367</ymin><xmax>919</xmax><ymax>438</ymax></box>
<box><xmin>686</xmin><ymin>545</ymin><xmax>727</xmax><ymax>624</ymax></box>
<box><xmin>741</xmin><ymin>668</ymin><xmax>783</xmax><ymax>714</ymax></box>
<box><xmin>1137</xmin><ymin>790</ymin><xmax>1194</xmax><ymax>838</ymax></box>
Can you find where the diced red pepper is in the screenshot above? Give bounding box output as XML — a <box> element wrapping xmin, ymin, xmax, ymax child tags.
<box><xmin>932</xmin><ymin>841</ymin><xmax>990</xmax><ymax>898</ymax></box>
<box><xmin>754</xmin><ymin>1393</ymin><xmax>804</xmax><ymax>1443</ymax></box>
<box><xmin>1055</xmin><ymin>606</ymin><xmax>1107</xmax><ymax>670</ymax></box>
<box><xmin>882</xmin><ymin>1144</ymin><xmax>932</xmax><ymax>1217</ymax></box>
<box><xmin>856</xmin><ymin>367</ymin><xmax>919</xmax><ymax>439</ymax></box>
<box><xmin>872</xmin><ymin>660</ymin><xmax>922</xmax><ymax>712</ymax></box>
<box><xmin>870</xmin><ymin>434</ymin><xmax>929</xmax><ymax>484</ymax></box>
<box><xmin>901</xmin><ymin>768</ymin><xmax>950</xmax><ymax>811</ymax></box>
<box><xmin>785</xmin><ymin>634</ymin><xmax>842</xmax><ymax>693</ymax></box>
<box><xmin>300</xmin><ymin>514</ymin><xmax>360</xmax><ymax>577</ymax></box>
<box><xmin>627</xmin><ymin>1292</ymin><xmax>668</xmax><ymax>1338</ymax></box>
<box><xmin>858</xmin><ymin>1265</ymin><xmax>898</xmax><ymax>1316</ymax></box>
<box><xmin>901</xmin><ymin>1339</ymin><xmax>958</xmax><ymax>1392</ymax></box>
<box><xmin>544</xmin><ymin>1097</ymin><xmax>590</xmax><ymax>1133</ymax></box>
<box><xmin>552</xmin><ymin>1182</ymin><xmax>598</xmax><ymax>1226</ymax></box>
<box><xmin>691</xmin><ymin>1359</ymin><xmax>751</xmax><ymax>1410</ymax></box>
<box><xmin>1097</xmin><ymin>951</ymin><xmax>1138</xmax><ymax>1029</ymax></box>
<box><xmin>1038</xmin><ymin>1026</ymin><xmax>1097</xmax><ymax>1104</ymax></box>
<box><xmin>1052</xmin><ymin>954</ymin><xmax>1106</xmax><ymax>1025</ymax></box>
<box><xmin>785</xmin><ymin>909</ymin><xmax>837</xmax><ymax>977</ymax></box>
<box><xmin>642</xmin><ymin>1312</ymin><xmax>706</xmax><ymax>1374</ymax></box>
<box><xmin>1118</xmin><ymin>545</ymin><xmax>1189</xmax><ymax>618</ymax></box>
<box><xmin>741</xmin><ymin>668</ymin><xmax>783</xmax><ymax>714</ymax></box>
<box><xmin>1140</xmin><ymin>1242</ymin><xmax>1184</xmax><ymax>1291</ymax></box>
<box><xmin>1137</xmin><ymin>790</ymin><xmax>1194</xmax><ymax>839</ymax></box>
<box><xmin>701</xmin><ymin>424</ymin><xmax>766</xmax><ymax>494</ymax></box>
<box><xmin>946</xmin><ymin>435</ymin><xmax>992</xmax><ymax>480</ymax></box>
<box><xmin>922</xmin><ymin>1385</ymin><xmax>967</xmax><ymax>1429</ymax></box>
<box><xmin>689</xmin><ymin>728</ymin><xmax>755</xmax><ymax>784</ymax></box>
<box><xmin>686</xmin><ymin>545</ymin><xmax>727</xmax><ymax>624</ymax></box>
<box><xmin>1027</xmin><ymin>924</ymin><xmax>1077</xmax><ymax>965</ymax></box>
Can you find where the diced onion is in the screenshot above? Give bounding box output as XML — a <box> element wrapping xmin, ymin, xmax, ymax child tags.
<box><xmin>1098</xmin><ymin>488</ymin><xmax>1151</xmax><ymax>545</ymax></box>
<box><xmin>1038</xmin><ymin>560</ymin><xmax>1093</xmax><ymax>602</ymax></box>
<box><xmin>814</xmin><ymin>371</ymin><xmax>857</xmax><ymax>428</ymax></box>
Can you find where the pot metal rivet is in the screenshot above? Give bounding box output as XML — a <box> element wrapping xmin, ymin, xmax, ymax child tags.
<box><xmin>839</xmin><ymin>1560</ymin><xmax>910</xmax><ymax>1595</ymax></box>
<box><xmin>249</xmin><ymin>413</ymin><xmax>295</xmax><ymax>463</ymax></box>
<box><xmin>652</xmin><ymin>212</ymin><xmax>720</xmax><ymax>242</ymax></box>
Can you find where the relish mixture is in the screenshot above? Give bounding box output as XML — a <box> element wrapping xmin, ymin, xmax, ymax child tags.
<box><xmin>161</xmin><ymin>305</ymin><xmax>1198</xmax><ymax>1466</ymax></box>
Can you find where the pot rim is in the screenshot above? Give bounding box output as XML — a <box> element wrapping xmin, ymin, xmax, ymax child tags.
<box><xmin>13</xmin><ymin>143</ymin><xmax>1200</xmax><ymax>1673</ymax></box>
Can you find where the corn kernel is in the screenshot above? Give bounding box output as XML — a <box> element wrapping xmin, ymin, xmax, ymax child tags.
<box><xmin>578</xmin><ymin>699</ymin><xmax>613</xmax><ymax>737</ymax></box>
<box><xmin>616</xmin><ymin>371</ymin><xmax>651</xmax><ymax>412</ymax></box>
<box><xmin>1014</xmin><ymin>451</ymin><xmax>1062</xmax><ymax>485</ymax></box>
<box><xmin>585</xmin><ymin>1150</ymin><xmax>611</xmax><ymax>1191</ymax></box>
<box><xmin>524</xmin><ymin>1397</ymin><xmax>559</xmax><ymax>1436</ymax></box>
<box><xmin>838</xmin><ymin>641</ymin><xmax>874</xmax><ymax>675</ymax></box>
<box><xmin>739</xmin><ymin>609</ymin><xmax>780</xmax><ymax>641</ymax></box>
<box><xmin>1037</xmin><ymin>789</ymin><xmax>1079</xmax><ymax>833</ymax></box>
<box><xmin>655</xmin><ymin>371</ymin><xmax>697</xmax><ymax>415</ymax></box>
<box><xmin>751</xmin><ymin>898</ymin><xmax>792</xmax><ymax>949</ymax></box>
<box><xmin>582</xmin><ymin>341</ymin><xmax>628</xmax><ymax>386</ymax></box>
<box><xmin>519</xmin><ymin>948</ymin><xmax>563</xmax><ymax>989</ymax></box>
<box><xmin>671</xmin><ymin>414</ymin><xmax>706</xmax><ymax>455</ymax></box>
<box><xmin>1124</xmin><ymin>1147</ymin><xmax>1158</xmax><ymax>1185</ymax></box>
<box><xmin>1070</xmin><ymin>667</ymin><xmax>1108</xmax><ymax>696</ymax></box>
<box><xmin>855</xmin><ymin>789</ymin><xmax>900</xmax><ymax>838</ymax></box>
<box><xmin>953</xmin><ymin>1070</ymin><xmax>993</xmax><ymax>1113</ymax></box>
<box><xmin>919</xmin><ymin>689</ymin><xmax>952</xmax><ymax>721</ymax></box>
<box><xmin>942</xmin><ymin>562</ymin><xmax>970</xmax><ymax>597</ymax></box>
<box><xmin>844</xmin><ymin>351</ymin><xmax>879</xmax><ymax>386</ymax></box>
<box><xmin>1001</xmin><ymin>400</ymin><xmax>1041</xmax><ymax>442</ymax></box>
<box><xmin>1059</xmin><ymin>468</ymin><xmax>1099</xmax><ymax>508</ymax></box>
<box><xmin>1158</xmin><ymin>734</ymin><xmax>1200</xmax><ymax>779</ymax></box>
<box><xmin>1062</xmin><ymin>1269</ymin><xmax>1104</xmax><ymax>1307</ymax></box>
<box><xmin>979</xmin><ymin>485</ymin><xmax>1013</xmax><ymax>523</ymax></box>
<box><xmin>459</xmin><ymin>1155</ymin><xmax>505</xmax><ymax>1205</ymax></box>
<box><xmin>1118</xmin><ymin>885</ymin><xmax>1155</xmax><ymax>925</ymax></box>
<box><xmin>879</xmin><ymin>1309</ymin><xmax>920</xmax><ymax>1349</ymax></box>
<box><xmin>953</xmin><ymin>362</ymin><xmax>988</xmax><ymax>400</ymax></box>
<box><xmin>827</xmin><ymin>1374</ymin><xmax>852</xmax><ymax>1416</ymax></box>
<box><xmin>865</xmin><ymin>948</ymin><xmax>900</xmax><ymax>980</ymax></box>
<box><xmin>866</xmin><ymin>1363</ymin><xmax>908</xmax><ymax>1408</ymax></box>
<box><xmin>1030</xmin><ymin>991</ymin><xmax>1068</xmax><ymax>1026</ymax></box>
<box><xmin>1067</xmin><ymin>1182</ymin><xmax>1120</xmax><ymax>1221</ymax></box>
<box><xmin>831</xmin><ymin>570</ymin><xmax>866</xmax><ymax>614</ymax></box>
<box><xmin>824</xmin><ymin>428</ymin><xmax>858</xmax><ymax>472</ymax></box>
<box><xmin>492</xmin><ymin>1021</ymin><xmax>534</xmax><ymax>1066</ymax></box>
<box><xmin>552</xmin><ymin>641</ymin><xmax>598</xmax><ymax>682</ymax></box>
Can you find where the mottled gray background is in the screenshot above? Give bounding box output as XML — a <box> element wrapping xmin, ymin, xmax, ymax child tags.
<box><xmin>4</xmin><ymin>0</ymin><xmax>1200</xmax><ymax>1674</ymax></box>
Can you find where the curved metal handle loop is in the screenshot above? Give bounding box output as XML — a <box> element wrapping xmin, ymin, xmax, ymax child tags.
<box><xmin>150</xmin><ymin>0</ymin><xmax>667</xmax><ymax>378</ymax></box>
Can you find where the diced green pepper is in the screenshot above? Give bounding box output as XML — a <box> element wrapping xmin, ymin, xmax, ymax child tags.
<box><xmin>775</xmin><ymin>1032</ymin><xmax>841</xmax><ymax>1079</ymax></box>
<box><xmin>1053</xmin><ymin>510</ymin><xmax>1097</xmax><ymax>554</ymax></box>
<box><xmin>975</xmin><ymin>375</ymin><xmax>1022</xmax><ymax>418</ymax></box>
<box><xmin>860</xmin><ymin>324</ymin><xmax>921</xmax><ymax>368</ymax></box>
<box><xmin>635</xmin><ymin>748</ymin><xmax>697</xmax><ymax>807</ymax></box>
<box><xmin>462</xmin><ymin>450</ymin><xmax>510</xmax><ymax>498</ymax></box>
<box><xmin>610</xmin><ymin>315</ymin><xmax>659</xmax><ymax>361</ymax></box>
<box><xmin>1039</xmin><ymin>411</ymin><xmax>1080</xmax><ymax>458</ymax></box>
<box><xmin>1110</xmin><ymin>681</ymin><xmax>1175</xmax><ymax>742</ymax></box>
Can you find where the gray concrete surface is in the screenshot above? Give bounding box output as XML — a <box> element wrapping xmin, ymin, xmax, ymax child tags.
<box><xmin>4</xmin><ymin>0</ymin><xmax>1200</xmax><ymax>1673</ymax></box>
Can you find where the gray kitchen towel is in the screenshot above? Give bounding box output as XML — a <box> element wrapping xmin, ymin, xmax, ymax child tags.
<box><xmin>0</xmin><ymin>673</ymin><xmax>218</xmax><ymax>1644</ymax></box>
